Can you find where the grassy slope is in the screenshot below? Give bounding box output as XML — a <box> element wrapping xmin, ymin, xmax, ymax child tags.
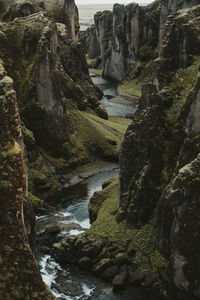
<box><xmin>86</xmin><ymin>177</ymin><xmax>169</xmax><ymax>295</ymax></box>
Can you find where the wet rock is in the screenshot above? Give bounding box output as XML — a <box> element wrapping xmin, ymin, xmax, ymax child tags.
<box><xmin>36</xmin><ymin>214</ymin><xmax>73</xmax><ymax>232</ymax></box>
<box><xmin>52</xmin><ymin>276</ymin><xmax>83</xmax><ymax>297</ymax></box>
<box><xmin>112</xmin><ymin>265</ymin><xmax>127</xmax><ymax>287</ymax></box>
<box><xmin>93</xmin><ymin>258</ymin><xmax>113</xmax><ymax>275</ymax></box>
<box><xmin>51</xmin><ymin>241</ymin><xmax>78</xmax><ymax>264</ymax></box>
<box><xmin>81</xmin><ymin>240</ymin><xmax>104</xmax><ymax>259</ymax></box>
<box><xmin>129</xmin><ymin>269</ymin><xmax>146</xmax><ymax>284</ymax></box>
<box><xmin>78</xmin><ymin>257</ymin><xmax>93</xmax><ymax>270</ymax></box>
<box><xmin>114</xmin><ymin>253</ymin><xmax>129</xmax><ymax>265</ymax></box>
<box><xmin>101</xmin><ymin>265</ymin><xmax>119</xmax><ymax>281</ymax></box>
<box><xmin>67</xmin><ymin>235</ymin><xmax>78</xmax><ymax>245</ymax></box>
<box><xmin>96</xmin><ymin>104</ymin><xmax>108</xmax><ymax>120</ymax></box>
<box><xmin>102</xmin><ymin>178</ymin><xmax>112</xmax><ymax>189</ymax></box>
<box><xmin>39</xmin><ymin>246</ymin><xmax>50</xmax><ymax>254</ymax></box>
<box><xmin>112</xmin><ymin>274</ymin><xmax>124</xmax><ymax>287</ymax></box>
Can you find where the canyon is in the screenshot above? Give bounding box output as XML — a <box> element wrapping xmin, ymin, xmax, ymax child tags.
<box><xmin>0</xmin><ymin>0</ymin><xmax>200</xmax><ymax>299</ymax></box>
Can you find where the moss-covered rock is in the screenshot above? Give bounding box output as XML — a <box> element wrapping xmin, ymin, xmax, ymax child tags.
<box><xmin>119</xmin><ymin>4</ymin><xmax>200</xmax><ymax>298</ymax></box>
<box><xmin>0</xmin><ymin>61</ymin><xmax>54</xmax><ymax>299</ymax></box>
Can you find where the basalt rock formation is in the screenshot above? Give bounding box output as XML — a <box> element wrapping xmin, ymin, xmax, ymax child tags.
<box><xmin>87</xmin><ymin>1</ymin><xmax>160</xmax><ymax>82</ymax></box>
<box><xmin>52</xmin><ymin>2</ymin><xmax>200</xmax><ymax>299</ymax></box>
<box><xmin>87</xmin><ymin>0</ymin><xmax>200</xmax><ymax>83</ymax></box>
<box><xmin>0</xmin><ymin>0</ymin><xmax>79</xmax><ymax>40</ymax></box>
<box><xmin>0</xmin><ymin>0</ymin><xmax>115</xmax><ymax>204</ymax></box>
<box><xmin>0</xmin><ymin>60</ymin><xmax>54</xmax><ymax>299</ymax></box>
<box><xmin>119</xmin><ymin>4</ymin><xmax>200</xmax><ymax>299</ymax></box>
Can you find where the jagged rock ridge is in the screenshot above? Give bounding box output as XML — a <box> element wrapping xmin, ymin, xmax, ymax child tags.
<box><xmin>120</xmin><ymin>4</ymin><xmax>200</xmax><ymax>298</ymax></box>
<box><xmin>87</xmin><ymin>0</ymin><xmax>200</xmax><ymax>83</ymax></box>
<box><xmin>0</xmin><ymin>60</ymin><xmax>54</xmax><ymax>299</ymax></box>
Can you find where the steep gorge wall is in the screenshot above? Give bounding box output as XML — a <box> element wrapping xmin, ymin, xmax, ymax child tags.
<box><xmin>0</xmin><ymin>60</ymin><xmax>54</xmax><ymax>299</ymax></box>
<box><xmin>0</xmin><ymin>0</ymin><xmax>80</xmax><ymax>40</ymax></box>
<box><xmin>119</xmin><ymin>4</ymin><xmax>200</xmax><ymax>298</ymax></box>
<box><xmin>0</xmin><ymin>0</ymin><xmax>117</xmax><ymax>294</ymax></box>
<box><xmin>87</xmin><ymin>0</ymin><xmax>199</xmax><ymax>82</ymax></box>
<box><xmin>87</xmin><ymin>1</ymin><xmax>160</xmax><ymax>82</ymax></box>
<box><xmin>0</xmin><ymin>0</ymin><xmax>110</xmax><ymax>203</ymax></box>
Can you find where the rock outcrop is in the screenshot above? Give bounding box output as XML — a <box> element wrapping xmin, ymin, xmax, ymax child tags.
<box><xmin>119</xmin><ymin>4</ymin><xmax>200</xmax><ymax>298</ymax></box>
<box><xmin>87</xmin><ymin>1</ymin><xmax>160</xmax><ymax>82</ymax></box>
<box><xmin>0</xmin><ymin>4</ymin><xmax>112</xmax><ymax>202</ymax></box>
<box><xmin>87</xmin><ymin>0</ymin><xmax>200</xmax><ymax>83</ymax></box>
<box><xmin>0</xmin><ymin>60</ymin><xmax>54</xmax><ymax>299</ymax></box>
<box><xmin>86</xmin><ymin>25</ymin><xmax>100</xmax><ymax>59</ymax></box>
<box><xmin>0</xmin><ymin>0</ymin><xmax>79</xmax><ymax>40</ymax></box>
<box><xmin>159</xmin><ymin>0</ymin><xmax>199</xmax><ymax>51</ymax></box>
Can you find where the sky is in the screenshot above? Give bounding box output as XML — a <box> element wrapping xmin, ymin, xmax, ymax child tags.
<box><xmin>76</xmin><ymin>0</ymin><xmax>153</xmax><ymax>4</ymax></box>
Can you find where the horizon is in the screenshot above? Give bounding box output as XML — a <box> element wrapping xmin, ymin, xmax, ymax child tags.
<box><xmin>76</xmin><ymin>0</ymin><xmax>153</xmax><ymax>5</ymax></box>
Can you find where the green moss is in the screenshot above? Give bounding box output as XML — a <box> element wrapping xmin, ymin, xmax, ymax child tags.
<box><xmin>1</xmin><ymin>142</ymin><xmax>21</xmax><ymax>157</ymax></box>
<box><xmin>85</xmin><ymin>177</ymin><xmax>169</xmax><ymax>293</ymax></box>
<box><xmin>138</xmin><ymin>44</ymin><xmax>154</xmax><ymax>62</ymax></box>
<box><xmin>28</xmin><ymin>192</ymin><xmax>43</xmax><ymax>207</ymax></box>
<box><xmin>63</xmin><ymin>104</ymin><xmax>130</xmax><ymax>164</ymax></box>
<box><xmin>117</xmin><ymin>78</ymin><xmax>144</xmax><ymax>98</ymax></box>
<box><xmin>165</xmin><ymin>56</ymin><xmax>200</xmax><ymax>124</ymax></box>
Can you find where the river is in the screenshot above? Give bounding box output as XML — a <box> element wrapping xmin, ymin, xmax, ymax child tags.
<box><xmin>36</xmin><ymin>76</ymin><xmax>165</xmax><ymax>300</ymax></box>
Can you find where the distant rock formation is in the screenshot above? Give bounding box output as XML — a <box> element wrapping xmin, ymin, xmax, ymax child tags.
<box><xmin>86</xmin><ymin>0</ymin><xmax>199</xmax><ymax>82</ymax></box>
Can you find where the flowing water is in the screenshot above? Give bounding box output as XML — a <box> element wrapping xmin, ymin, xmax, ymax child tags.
<box><xmin>90</xmin><ymin>73</ymin><xmax>137</xmax><ymax>118</ymax></box>
<box><xmin>36</xmin><ymin>75</ymin><xmax>164</xmax><ymax>299</ymax></box>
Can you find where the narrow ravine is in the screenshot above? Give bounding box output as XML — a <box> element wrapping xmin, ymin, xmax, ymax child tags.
<box><xmin>36</xmin><ymin>73</ymin><xmax>130</xmax><ymax>299</ymax></box>
<box><xmin>37</xmin><ymin>169</ymin><xmax>119</xmax><ymax>299</ymax></box>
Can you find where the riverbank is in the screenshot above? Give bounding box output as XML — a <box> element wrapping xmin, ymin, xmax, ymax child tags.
<box><xmin>36</xmin><ymin>70</ymin><xmax>136</xmax><ymax>299</ymax></box>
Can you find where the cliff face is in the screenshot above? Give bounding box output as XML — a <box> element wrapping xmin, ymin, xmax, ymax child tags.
<box><xmin>104</xmin><ymin>2</ymin><xmax>160</xmax><ymax>82</ymax></box>
<box><xmin>159</xmin><ymin>0</ymin><xmax>199</xmax><ymax>51</ymax></box>
<box><xmin>0</xmin><ymin>61</ymin><xmax>54</xmax><ymax>299</ymax></box>
<box><xmin>87</xmin><ymin>25</ymin><xmax>100</xmax><ymax>59</ymax></box>
<box><xmin>0</xmin><ymin>0</ymin><xmax>79</xmax><ymax>40</ymax></box>
<box><xmin>87</xmin><ymin>0</ymin><xmax>200</xmax><ymax>83</ymax></box>
<box><xmin>0</xmin><ymin>4</ymin><xmax>110</xmax><ymax>202</ymax></box>
<box><xmin>87</xmin><ymin>1</ymin><xmax>160</xmax><ymax>82</ymax></box>
<box><xmin>119</xmin><ymin>4</ymin><xmax>200</xmax><ymax>298</ymax></box>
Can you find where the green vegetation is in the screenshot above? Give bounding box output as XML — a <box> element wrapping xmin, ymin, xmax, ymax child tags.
<box><xmin>117</xmin><ymin>78</ymin><xmax>145</xmax><ymax>98</ymax></box>
<box><xmin>117</xmin><ymin>60</ymin><xmax>154</xmax><ymax>98</ymax></box>
<box><xmin>138</xmin><ymin>44</ymin><xmax>154</xmax><ymax>62</ymax></box>
<box><xmin>86</xmin><ymin>176</ymin><xmax>169</xmax><ymax>293</ymax></box>
<box><xmin>165</xmin><ymin>56</ymin><xmax>200</xmax><ymax>124</ymax></box>
<box><xmin>64</xmin><ymin>106</ymin><xmax>130</xmax><ymax>163</ymax></box>
<box><xmin>1</xmin><ymin>141</ymin><xmax>21</xmax><ymax>157</ymax></box>
<box><xmin>86</xmin><ymin>55</ymin><xmax>103</xmax><ymax>76</ymax></box>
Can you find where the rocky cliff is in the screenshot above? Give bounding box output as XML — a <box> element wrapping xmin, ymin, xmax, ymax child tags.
<box><xmin>0</xmin><ymin>0</ymin><xmax>79</xmax><ymax>40</ymax></box>
<box><xmin>87</xmin><ymin>1</ymin><xmax>160</xmax><ymax>82</ymax></box>
<box><xmin>52</xmin><ymin>2</ymin><xmax>200</xmax><ymax>299</ymax></box>
<box><xmin>0</xmin><ymin>0</ymin><xmax>124</xmax><ymax>296</ymax></box>
<box><xmin>119</xmin><ymin>4</ymin><xmax>200</xmax><ymax>298</ymax></box>
<box><xmin>87</xmin><ymin>0</ymin><xmax>200</xmax><ymax>83</ymax></box>
<box><xmin>0</xmin><ymin>0</ymin><xmax>117</xmax><ymax>204</ymax></box>
<box><xmin>0</xmin><ymin>60</ymin><xmax>54</xmax><ymax>299</ymax></box>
